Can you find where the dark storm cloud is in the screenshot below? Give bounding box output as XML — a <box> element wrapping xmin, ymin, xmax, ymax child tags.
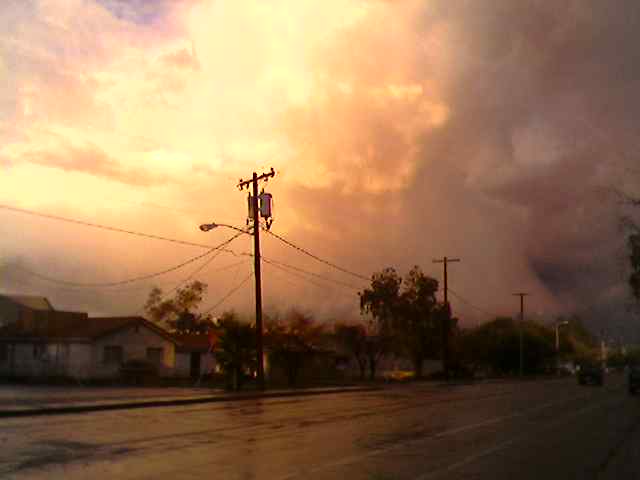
<box><xmin>275</xmin><ymin>0</ymin><xmax>640</xmax><ymax>331</ymax></box>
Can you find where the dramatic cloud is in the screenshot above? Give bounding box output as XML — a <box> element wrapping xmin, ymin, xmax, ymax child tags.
<box><xmin>1</xmin><ymin>0</ymin><xmax>639</xmax><ymax>340</ymax></box>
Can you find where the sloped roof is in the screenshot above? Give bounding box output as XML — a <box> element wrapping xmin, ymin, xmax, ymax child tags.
<box><xmin>78</xmin><ymin>317</ymin><xmax>179</xmax><ymax>343</ymax></box>
<box><xmin>0</xmin><ymin>310</ymin><xmax>88</xmax><ymax>339</ymax></box>
<box><xmin>0</xmin><ymin>314</ymin><xmax>178</xmax><ymax>344</ymax></box>
<box><xmin>173</xmin><ymin>331</ymin><xmax>219</xmax><ymax>353</ymax></box>
<box><xmin>0</xmin><ymin>294</ymin><xmax>54</xmax><ymax>311</ymax></box>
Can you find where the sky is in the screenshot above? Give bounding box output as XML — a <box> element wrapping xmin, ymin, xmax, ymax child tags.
<box><xmin>1</xmin><ymin>0</ymin><xmax>639</xmax><ymax>339</ymax></box>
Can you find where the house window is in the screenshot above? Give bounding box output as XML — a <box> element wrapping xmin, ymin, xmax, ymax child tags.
<box><xmin>146</xmin><ymin>347</ymin><xmax>163</xmax><ymax>366</ymax></box>
<box><xmin>0</xmin><ymin>344</ymin><xmax>8</xmax><ymax>363</ymax></box>
<box><xmin>103</xmin><ymin>346</ymin><xmax>123</xmax><ymax>365</ymax></box>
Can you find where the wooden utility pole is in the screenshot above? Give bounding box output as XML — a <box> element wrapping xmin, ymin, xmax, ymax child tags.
<box><xmin>237</xmin><ymin>168</ymin><xmax>275</xmax><ymax>390</ymax></box>
<box><xmin>513</xmin><ymin>292</ymin><xmax>529</xmax><ymax>377</ymax></box>
<box><xmin>433</xmin><ymin>256</ymin><xmax>460</xmax><ymax>377</ymax></box>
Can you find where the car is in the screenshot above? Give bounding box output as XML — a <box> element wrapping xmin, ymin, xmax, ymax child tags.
<box><xmin>629</xmin><ymin>365</ymin><xmax>640</xmax><ymax>395</ymax></box>
<box><xmin>577</xmin><ymin>363</ymin><xmax>604</xmax><ymax>386</ymax></box>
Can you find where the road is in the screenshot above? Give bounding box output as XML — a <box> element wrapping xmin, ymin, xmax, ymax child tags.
<box><xmin>1</xmin><ymin>375</ymin><xmax>640</xmax><ymax>480</ymax></box>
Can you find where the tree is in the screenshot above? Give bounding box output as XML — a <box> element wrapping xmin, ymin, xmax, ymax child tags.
<box><xmin>214</xmin><ymin>311</ymin><xmax>257</xmax><ymax>391</ymax></box>
<box><xmin>265</xmin><ymin>309</ymin><xmax>325</xmax><ymax>387</ymax></box>
<box><xmin>398</xmin><ymin>266</ymin><xmax>441</xmax><ymax>378</ymax></box>
<box><xmin>359</xmin><ymin>268</ymin><xmax>402</xmax><ymax>335</ymax></box>
<box><xmin>359</xmin><ymin>266</ymin><xmax>442</xmax><ymax>379</ymax></box>
<box><xmin>144</xmin><ymin>281</ymin><xmax>212</xmax><ymax>332</ymax></box>
<box><xmin>334</xmin><ymin>323</ymin><xmax>368</xmax><ymax>380</ymax></box>
<box><xmin>459</xmin><ymin>317</ymin><xmax>556</xmax><ymax>375</ymax></box>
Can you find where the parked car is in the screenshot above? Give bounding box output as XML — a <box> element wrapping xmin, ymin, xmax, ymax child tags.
<box><xmin>629</xmin><ymin>365</ymin><xmax>640</xmax><ymax>395</ymax></box>
<box><xmin>577</xmin><ymin>363</ymin><xmax>604</xmax><ymax>386</ymax></box>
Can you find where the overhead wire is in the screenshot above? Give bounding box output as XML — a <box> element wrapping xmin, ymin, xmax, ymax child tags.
<box><xmin>202</xmin><ymin>270</ymin><xmax>254</xmax><ymax>315</ymax></box>
<box><xmin>262</xmin><ymin>257</ymin><xmax>362</xmax><ymax>291</ymax></box>
<box><xmin>262</xmin><ymin>228</ymin><xmax>370</xmax><ymax>281</ymax></box>
<box><xmin>0</xmin><ymin>204</ymin><xmax>223</xmax><ymax>250</ymax></box>
<box><xmin>263</xmin><ymin>259</ymin><xmax>359</xmax><ymax>298</ymax></box>
<box><xmin>8</xmin><ymin>232</ymin><xmax>245</xmax><ymax>287</ymax></box>
<box><xmin>448</xmin><ymin>288</ymin><xmax>502</xmax><ymax>319</ymax></box>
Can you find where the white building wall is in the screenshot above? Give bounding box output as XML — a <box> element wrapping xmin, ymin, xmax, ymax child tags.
<box><xmin>174</xmin><ymin>352</ymin><xmax>216</xmax><ymax>378</ymax></box>
<box><xmin>91</xmin><ymin>324</ymin><xmax>177</xmax><ymax>378</ymax></box>
<box><xmin>0</xmin><ymin>342</ymin><xmax>93</xmax><ymax>379</ymax></box>
<box><xmin>67</xmin><ymin>344</ymin><xmax>92</xmax><ymax>379</ymax></box>
<box><xmin>175</xmin><ymin>353</ymin><xmax>190</xmax><ymax>377</ymax></box>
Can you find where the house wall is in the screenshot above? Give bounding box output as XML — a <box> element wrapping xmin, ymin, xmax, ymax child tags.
<box><xmin>0</xmin><ymin>342</ymin><xmax>92</xmax><ymax>379</ymax></box>
<box><xmin>175</xmin><ymin>352</ymin><xmax>216</xmax><ymax>378</ymax></box>
<box><xmin>0</xmin><ymin>324</ymin><xmax>224</xmax><ymax>381</ymax></box>
<box><xmin>91</xmin><ymin>324</ymin><xmax>177</xmax><ymax>378</ymax></box>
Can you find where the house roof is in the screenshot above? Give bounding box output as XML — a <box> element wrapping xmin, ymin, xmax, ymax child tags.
<box><xmin>0</xmin><ymin>310</ymin><xmax>88</xmax><ymax>339</ymax></box>
<box><xmin>0</xmin><ymin>314</ymin><xmax>179</xmax><ymax>344</ymax></box>
<box><xmin>0</xmin><ymin>294</ymin><xmax>54</xmax><ymax>311</ymax></box>
<box><xmin>173</xmin><ymin>331</ymin><xmax>219</xmax><ymax>353</ymax></box>
<box><xmin>79</xmin><ymin>317</ymin><xmax>179</xmax><ymax>343</ymax></box>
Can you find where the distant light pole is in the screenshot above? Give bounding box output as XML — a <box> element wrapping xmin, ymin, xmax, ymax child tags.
<box><xmin>555</xmin><ymin>320</ymin><xmax>569</xmax><ymax>374</ymax></box>
<box><xmin>513</xmin><ymin>292</ymin><xmax>529</xmax><ymax>377</ymax></box>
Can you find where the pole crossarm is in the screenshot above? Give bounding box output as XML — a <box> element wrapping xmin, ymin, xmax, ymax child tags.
<box><xmin>432</xmin><ymin>258</ymin><xmax>461</xmax><ymax>264</ymax></box>
<box><xmin>237</xmin><ymin>168</ymin><xmax>276</xmax><ymax>190</ymax></box>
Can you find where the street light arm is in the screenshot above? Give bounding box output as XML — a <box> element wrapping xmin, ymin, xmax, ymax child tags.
<box><xmin>199</xmin><ymin>222</ymin><xmax>253</xmax><ymax>235</ymax></box>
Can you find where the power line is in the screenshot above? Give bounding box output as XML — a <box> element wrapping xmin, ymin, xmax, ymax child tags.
<box><xmin>448</xmin><ymin>288</ymin><xmax>501</xmax><ymax>318</ymax></box>
<box><xmin>263</xmin><ymin>259</ymin><xmax>358</xmax><ymax>298</ymax></box>
<box><xmin>263</xmin><ymin>259</ymin><xmax>334</xmax><ymax>291</ymax></box>
<box><xmin>263</xmin><ymin>228</ymin><xmax>369</xmax><ymax>281</ymax></box>
<box><xmin>7</xmin><ymin>232</ymin><xmax>244</xmax><ymax>287</ymax></box>
<box><xmin>202</xmin><ymin>270</ymin><xmax>254</xmax><ymax>315</ymax></box>
<box><xmin>0</xmin><ymin>204</ymin><xmax>239</xmax><ymax>250</ymax></box>
<box><xmin>262</xmin><ymin>258</ymin><xmax>362</xmax><ymax>290</ymax></box>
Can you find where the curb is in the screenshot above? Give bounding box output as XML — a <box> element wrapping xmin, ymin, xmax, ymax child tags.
<box><xmin>0</xmin><ymin>386</ymin><xmax>380</xmax><ymax>419</ymax></box>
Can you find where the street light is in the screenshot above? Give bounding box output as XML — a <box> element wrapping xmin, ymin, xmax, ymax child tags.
<box><xmin>555</xmin><ymin>320</ymin><xmax>569</xmax><ymax>374</ymax></box>
<box><xmin>199</xmin><ymin>222</ymin><xmax>252</xmax><ymax>235</ymax></box>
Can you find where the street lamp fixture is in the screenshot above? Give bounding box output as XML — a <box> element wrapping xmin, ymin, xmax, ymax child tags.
<box><xmin>199</xmin><ymin>222</ymin><xmax>252</xmax><ymax>235</ymax></box>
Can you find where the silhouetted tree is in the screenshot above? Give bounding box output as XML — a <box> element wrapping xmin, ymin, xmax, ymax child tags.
<box><xmin>360</xmin><ymin>266</ymin><xmax>442</xmax><ymax>378</ymax></box>
<box><xmin>334</xmin><ymin>323</ymin><xmax>368</xmax><ymax>380</ymax></box>
<box><xmin>460</xmin><ymin>317</ymin><xmax>558</xmax><ymax>375</ymax></box>
<box><xmin>214</xmin><ymin>311</ymin><xmax>257</xmax><ymax>391</ymax></box>
<box><xmin>265</xmin><ymin>309</ymin><xmax>325</xmax><ymax>387</ymax></box>
<box><xmin>398</xmin><ymin>266</ymin><xmax>441</xmax><ymax>378</ymax></box>
<box><xmin>144</xmin><ymin>281</ymin><xmax>212</xmax><ymax>332</ymax></box>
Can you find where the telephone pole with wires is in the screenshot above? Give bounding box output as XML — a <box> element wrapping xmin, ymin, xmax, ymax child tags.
<box><xmin>433</xmin><ymin>256</ymin><xmax>460</xmax><ymax>378</ymax></box>
<box><xmin>513</xmin><ymin>292</ymin><xmax>529</xmax><ymax>377</ymax></box>
<box><xmin>237</xmin><ymin>168</ymin><xmax>276</xmax><ymax>390</ymax></box>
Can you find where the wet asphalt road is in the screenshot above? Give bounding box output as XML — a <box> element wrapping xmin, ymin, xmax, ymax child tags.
<box><xmin>1</xmin><ymin>375</ymin><xmax>640</xmax><ymax>480</ymax></box>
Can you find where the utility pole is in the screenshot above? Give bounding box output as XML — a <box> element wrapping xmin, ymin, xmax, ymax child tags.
<box><xmin>237</xmin><ymin>168</ymin><xmax>276</xmax><ymax>390</ymax></box>
<box><xmin>513</xmin><ymin>293</ymin><xmax>529</xmax><ymax>377</ymax></box>
<box><xmin>433</xmin><ymin>256</ymin><xmax>460</xmax><ymax>378</ymax></box>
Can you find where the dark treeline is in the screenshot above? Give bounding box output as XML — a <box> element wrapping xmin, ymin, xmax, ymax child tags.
<box><xmin>143</xmin><ymin>269</ymin><xmax>616</xmax><ymax>390</ymax></box>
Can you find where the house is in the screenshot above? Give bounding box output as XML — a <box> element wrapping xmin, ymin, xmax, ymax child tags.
<box><xmin>0</xmin><ymin>294</ymin><xmax>217</xmax><ymax>381</ymax></box>
<box><xmin>172</xmin><ymin>331</ymin><xmax>217</xmax><ymax>379</ymax></box>
<box><xmin>0</xmin><ymin>294</ymin><xmax>55</xmax><ymax>328</ymax></box>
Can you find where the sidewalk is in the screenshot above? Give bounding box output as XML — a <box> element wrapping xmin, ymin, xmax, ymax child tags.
<box><xmin>0</xmin><ymin>384</ymin><xmax>378</xmax><ymax>418</ymax></box>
